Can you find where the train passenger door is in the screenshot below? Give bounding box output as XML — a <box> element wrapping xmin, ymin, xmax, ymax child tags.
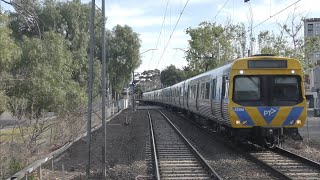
<box><xmin>196</xmin><ymin>82</ymin><xmax>200</xmax><ymax>111</ymax></box>
<box><xmin>186</xmin><ymin>85</ymin><xmax>190</xmax><ymax>108</ymax></box>
<box><xmin>220</xmin><ymin>76</ymin><xmax>229</xmax><ymax>120</ymax></box>
<box><xmin>211</xmin><ymin>78</ymin><xmax>217</xmax><ymax>117</ymax></box>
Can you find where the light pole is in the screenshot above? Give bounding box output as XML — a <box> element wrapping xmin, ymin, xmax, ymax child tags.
<box><xmin>141</xmin><ymin>48</ymin><xmax>157</xmax><ymax>55</ymax></box>
<box><xmin>173</xmin><ymin>47</ymin><xmax>188</xmax><ymax>53</ymax></box>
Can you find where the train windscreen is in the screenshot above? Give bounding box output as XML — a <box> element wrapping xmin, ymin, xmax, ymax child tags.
<box><xmin>233</xmin><ymin>75</ymin><xmax>302</xmax><ymax>106</ymax></box>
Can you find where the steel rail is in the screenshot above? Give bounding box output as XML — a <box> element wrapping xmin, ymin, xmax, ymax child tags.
<box><xmin>157</xmin><ymin>110</ymin><xmax>222</xmax><ymax>180</ymax></box>
<box><xmin>246</xmin><ymin>152</ymin><xmax>292</xmax><ymax>180</ymax></box>
<box><xmin>147</xmin><ymin>110</ymin><xmax>161</xmax><ymax>180</ymax></box>
<box><xmin>247</xmin><ymin>146</ymin><xmax>320</xmax><ymax>180</ymax></box>
<box><xmin>275</xmin><ymin>146</ymin><xmax>320</xmax><ymax>171</ymax></box>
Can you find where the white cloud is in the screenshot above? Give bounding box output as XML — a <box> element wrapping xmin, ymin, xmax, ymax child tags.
<box><xmin>138</xmin><ymin>29</ymin><xmax>190</xmax><ymax>71</ymax></box>
<box><xmin>221</xmin><ymin>0</ymin><xmax>320</xmax><ymax>27</ymax></box>
<box><xmin>107</xmin><ymin>5</ymin><xmax>145</xmax><ymax>17</ymax></box>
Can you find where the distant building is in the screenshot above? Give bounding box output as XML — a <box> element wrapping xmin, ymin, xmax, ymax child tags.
<box><xmin>304</xmin><ymin>18</ymin><xmax>320</xmax><ymax>65</ymax></box>
<box><xmin>304</xmin><ymin>18</ymin><xmax>320</xmax><ymax>111</ymax></box>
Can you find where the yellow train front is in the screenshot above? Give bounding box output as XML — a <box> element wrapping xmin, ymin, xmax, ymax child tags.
<box><xmin>228</xmin><ymin>55</ymin><xmax>307</xmax><ymax>147</ymax></box>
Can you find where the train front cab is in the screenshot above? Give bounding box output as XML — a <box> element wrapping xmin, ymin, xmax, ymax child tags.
<box><xmin>228</xmin><ymin>56</ymin><xmax>307</xmax><ymax>147</ymax></box>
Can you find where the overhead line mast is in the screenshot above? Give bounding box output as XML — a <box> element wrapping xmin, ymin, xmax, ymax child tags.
<box><xmin>86</xmin><ymin>0</ymin><xmax>95</xmax><ymax>178</ymax></box>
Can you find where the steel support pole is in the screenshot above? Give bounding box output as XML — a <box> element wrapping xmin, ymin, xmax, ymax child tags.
<box><xmin>86</xmin><ymin>0</ymin><xmax>95</xmax><ymax>178</ymax></box>
<box><xmin>132</xmin><ymin>71</ymin><xmax>135</xmax><ymax>110</ymax></box>
<box><xmin>101</xmin><ymin>0</ymin><xmax>107</xmax><ymax>177</ymax></box>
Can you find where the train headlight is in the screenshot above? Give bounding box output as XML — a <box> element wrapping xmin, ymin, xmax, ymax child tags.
<box><xmin>236</xmin><ymin>120</ymin><xmax>241</xmax><ymax>125</ymax></box>
<box><xmin>290</xmin><ymin>120</ymin><xmax>295</xmax><ymax>125</ymax></box>
<box><xmin>296</xmin><ymin>120</ymin><xmax>302</xmax><ymax>124</ymax></box>
<box><xmin>242</xmin><ymin>120</ymin><xmax>247</xmax><ymax>125</ymax></box>
<box><xmin>291</xmin><ymin>70</ymin><xmax>295</xmax><ymax>74</ymax></box>
<box><xmin>240</xmin><ymin>70</ymin><xmax>244</xmax><ymax>74</ymax></box>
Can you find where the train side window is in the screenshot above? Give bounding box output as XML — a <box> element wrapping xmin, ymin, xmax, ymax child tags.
<box><xmin>200</xmin><ymin>83</ymin><xmax>205</xmax><ymax>99</ymax></box>
<box><xmin>191</xmin><ymin>84</ymin><xmax>197</xmax><ymax>99</ymax></box>
<box><xmin>205</xmin><ymin>82</ymin><xmax>210</xmax><ymax>99</ymax></box>
<box><xmin>187</xmin><ymin>85</ymin><xmax>190</xmax><ymax>98</ymax></box>
<box><xmin>212</xmin><ymin>79</ymin><xmax>217</xmax><ymax>99</ymax></box>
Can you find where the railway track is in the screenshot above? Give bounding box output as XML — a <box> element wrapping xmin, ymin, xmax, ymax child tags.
<box><xmin>249</xmin><ymin>146</ymin><xmax>320</xmax><ymax>179</ymax></box>
<box><xmin>147</xmin><ymin>109</ymin><xmax>221</xmax><ymax>180</ymax></box>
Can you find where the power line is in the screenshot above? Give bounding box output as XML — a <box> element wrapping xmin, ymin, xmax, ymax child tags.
<box><xmin>155</xmin><ymin>0</ymin><xmax>190</xmax><ymax>69</ymax></box>
<box><xmin>147</xmin><ymin>0</ymin><xmax>170</xmax><ymax>70</ymax></box>
<box><xmin>213</xmin><ymin>0</ymin><xmax>230</xmax><ymax>21</ymax></box>
<box><xmin>247</xmin><ymin>0</ymin><xmax>301</xmax><ymax>33</ymax></box>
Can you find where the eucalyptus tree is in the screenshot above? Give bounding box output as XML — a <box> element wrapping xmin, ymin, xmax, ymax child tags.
<box><xmin>160</xmin><ymin>65</ymin><xmax>185</xmax><ymax>86</ymax></box>
<box><xmin>186</xmin><ymin>21</ymin><xmax>247</xmax><ymax>74</ymax></box>
<box><xmin>107</xmin><ymin>25</ymin><xmax>142</xmax><ymax>94</ymax></box>
<box><xmin>5</xmin><ymin>31</ymin><xmax>87</xmax><ymax>118</ymax></box>
<box><xmin>258</xmin><ymin>14</ymin><xmax>320</xmax><ymax>71</ymax></box>
<box><xmin>0</xmin><ymin>13</ymin><xmax>20</xmax><ymax>115</ymax></box>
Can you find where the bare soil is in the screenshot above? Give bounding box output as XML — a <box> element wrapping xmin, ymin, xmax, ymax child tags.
<box><xmin>43</xmin><ymin>109</ymin><xmax>151</xmax><ymax>180</ymax></box>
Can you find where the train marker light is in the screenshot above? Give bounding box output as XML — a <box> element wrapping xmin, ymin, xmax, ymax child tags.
<box><xmin>240</xmin><ymin>70</ymin><xmax>244</xmax><ymax>74</ymax></box>
<box><xmin>296</xmin><ymin>120</ymin><xmax>302</xmax><ymax>124</ymax></box>
<box><xmin>291</xmin><ymin>70</ymin><xmax>295</xmax><ymax>74</ymax></box>
<box><xmin>236</xmin><ymin>120</ymin><xmax>241</xmax><ymax>125</ymax></box>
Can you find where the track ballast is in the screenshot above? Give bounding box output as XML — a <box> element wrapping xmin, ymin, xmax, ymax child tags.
<box><xmin>147</xmin><ymin>109</ymin><xmax>221</xmax><ymax>180</ymax></box>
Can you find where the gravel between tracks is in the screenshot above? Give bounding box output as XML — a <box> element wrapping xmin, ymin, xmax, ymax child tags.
<box><xmin>282</xmin><ymin>138</ymin><xmax>320</xmax><ymax>163</ymax></box>
<box><xmin>43</xmin><ymin>109</ymin><xmax>151</xmax><ymax>180</ymax></box>
<box><xmin>161</xmin><ymin>109</ymin><xmax>278</xmax><ymax>180</ymax></box>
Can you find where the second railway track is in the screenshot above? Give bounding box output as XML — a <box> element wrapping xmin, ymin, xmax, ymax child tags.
<box><xmin>249</xmin><ymin>146</ymin><xmax>320</xmax><ymax>180</ymax></box>
<box><xmin>147</xmin><ymin>109</ymin><xmax>221</xmax><ymax>180</ymax></box>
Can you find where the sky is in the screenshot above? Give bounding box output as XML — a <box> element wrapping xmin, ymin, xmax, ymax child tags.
<box><xmin>2</xmin><ymin>0</ymin><xmax>320</xmax><ymax>72</ymax></box>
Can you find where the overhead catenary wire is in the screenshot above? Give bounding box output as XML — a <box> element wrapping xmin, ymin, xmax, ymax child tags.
<box><xmin>247</xmin><ymin>0</ymin><xmax>301</xmax><ymax>33</ymax></box>
<box><xmin>148</xmin><ymin>0</ymin><xmax>170</xmax><ymax>70</ymax></box>
<box><xmin>213</xmin><ymin>0</ymin><xmax>230</xmax><ymax>21</ymax></box>
<box><xmin>155</xmin><ymin>0</ymin><xmax>190</xmax><ymax>69</ymax></box>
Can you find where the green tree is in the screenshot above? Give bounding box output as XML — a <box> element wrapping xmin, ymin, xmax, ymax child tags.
<box><xmin>258</xmin><ymin>30</ymin><xmax>289</xmax><ymax>56</ymax></box>
<box><xmin>6</xmin><ymin>32</ymin><xmax>86</xmax><ymax>118</ymax></box>
<box><xmin>108</xmin><ymin>25</ymin><xmax>141</xmax><ymax>94</ymax></box>
<box><xmin>160</xmin><ymin>65</ymin><xmax>185</xmax><ymax>86</ymax></box>
<box><xmin>0</xmin><ymin>13</ymin><xmax>21</xmax><ymax>73</ymax></box>
<box><xmin>186</xmin><ymin>21</ymin><xmax>247</xmax><ymax>74</ymax></box>
<box><xmin>0</xmin><ymin>91</ymin><xmax>7</xmax><ymax>115</ymax></box>
<box><xmin>258</xmin><ymin>13</ymin><xmax>320</xmax><ymax>71</ymax></box>
<box><xmin>0</xmin><ymin>13</ymin><xmax>21</xmax><ymax>115</ymax></box>
<box><xmin>5</xmin><ymin>0</ymin><xmax>42</xmax><ymax>38</ymax></box>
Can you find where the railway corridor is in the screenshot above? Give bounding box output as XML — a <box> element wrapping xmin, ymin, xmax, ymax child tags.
<box><xmin>148</xmin><ymin>109</ymin><xmax>220</xmax><ymax>179</ymax></box>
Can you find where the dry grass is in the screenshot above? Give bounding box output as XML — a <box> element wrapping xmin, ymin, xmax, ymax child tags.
<box><xmin>0</xmin><ymin>107</ymin><xmax>106</xmax><ymax>179</ymax></box>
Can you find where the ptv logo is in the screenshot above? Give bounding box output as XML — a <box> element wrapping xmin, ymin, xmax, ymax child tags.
<box><xmin>264</xmin><ymin>108</ymin><xmax>277</xmax><ymax>116</ymax></box>
<box><xmin>258</xmin><ymin>107</ymin><xmax>280</xmax><ymax>125</ymax></box>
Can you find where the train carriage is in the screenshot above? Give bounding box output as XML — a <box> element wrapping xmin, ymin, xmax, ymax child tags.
<box><xmin>142</xmin><ymin>55</ymin><xmax>306</xmax><ymax>147</ymax></box>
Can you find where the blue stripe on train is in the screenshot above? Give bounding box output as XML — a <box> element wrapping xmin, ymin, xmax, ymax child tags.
<box><xmin>233</xmin><ymin>107</ymin><xmax>255</xmax><ymax>126</ymax></box>
<box><xmin>282</xmin><ymin>107</ymin><xmax>304</xmax><ymax>126</ymax></box>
